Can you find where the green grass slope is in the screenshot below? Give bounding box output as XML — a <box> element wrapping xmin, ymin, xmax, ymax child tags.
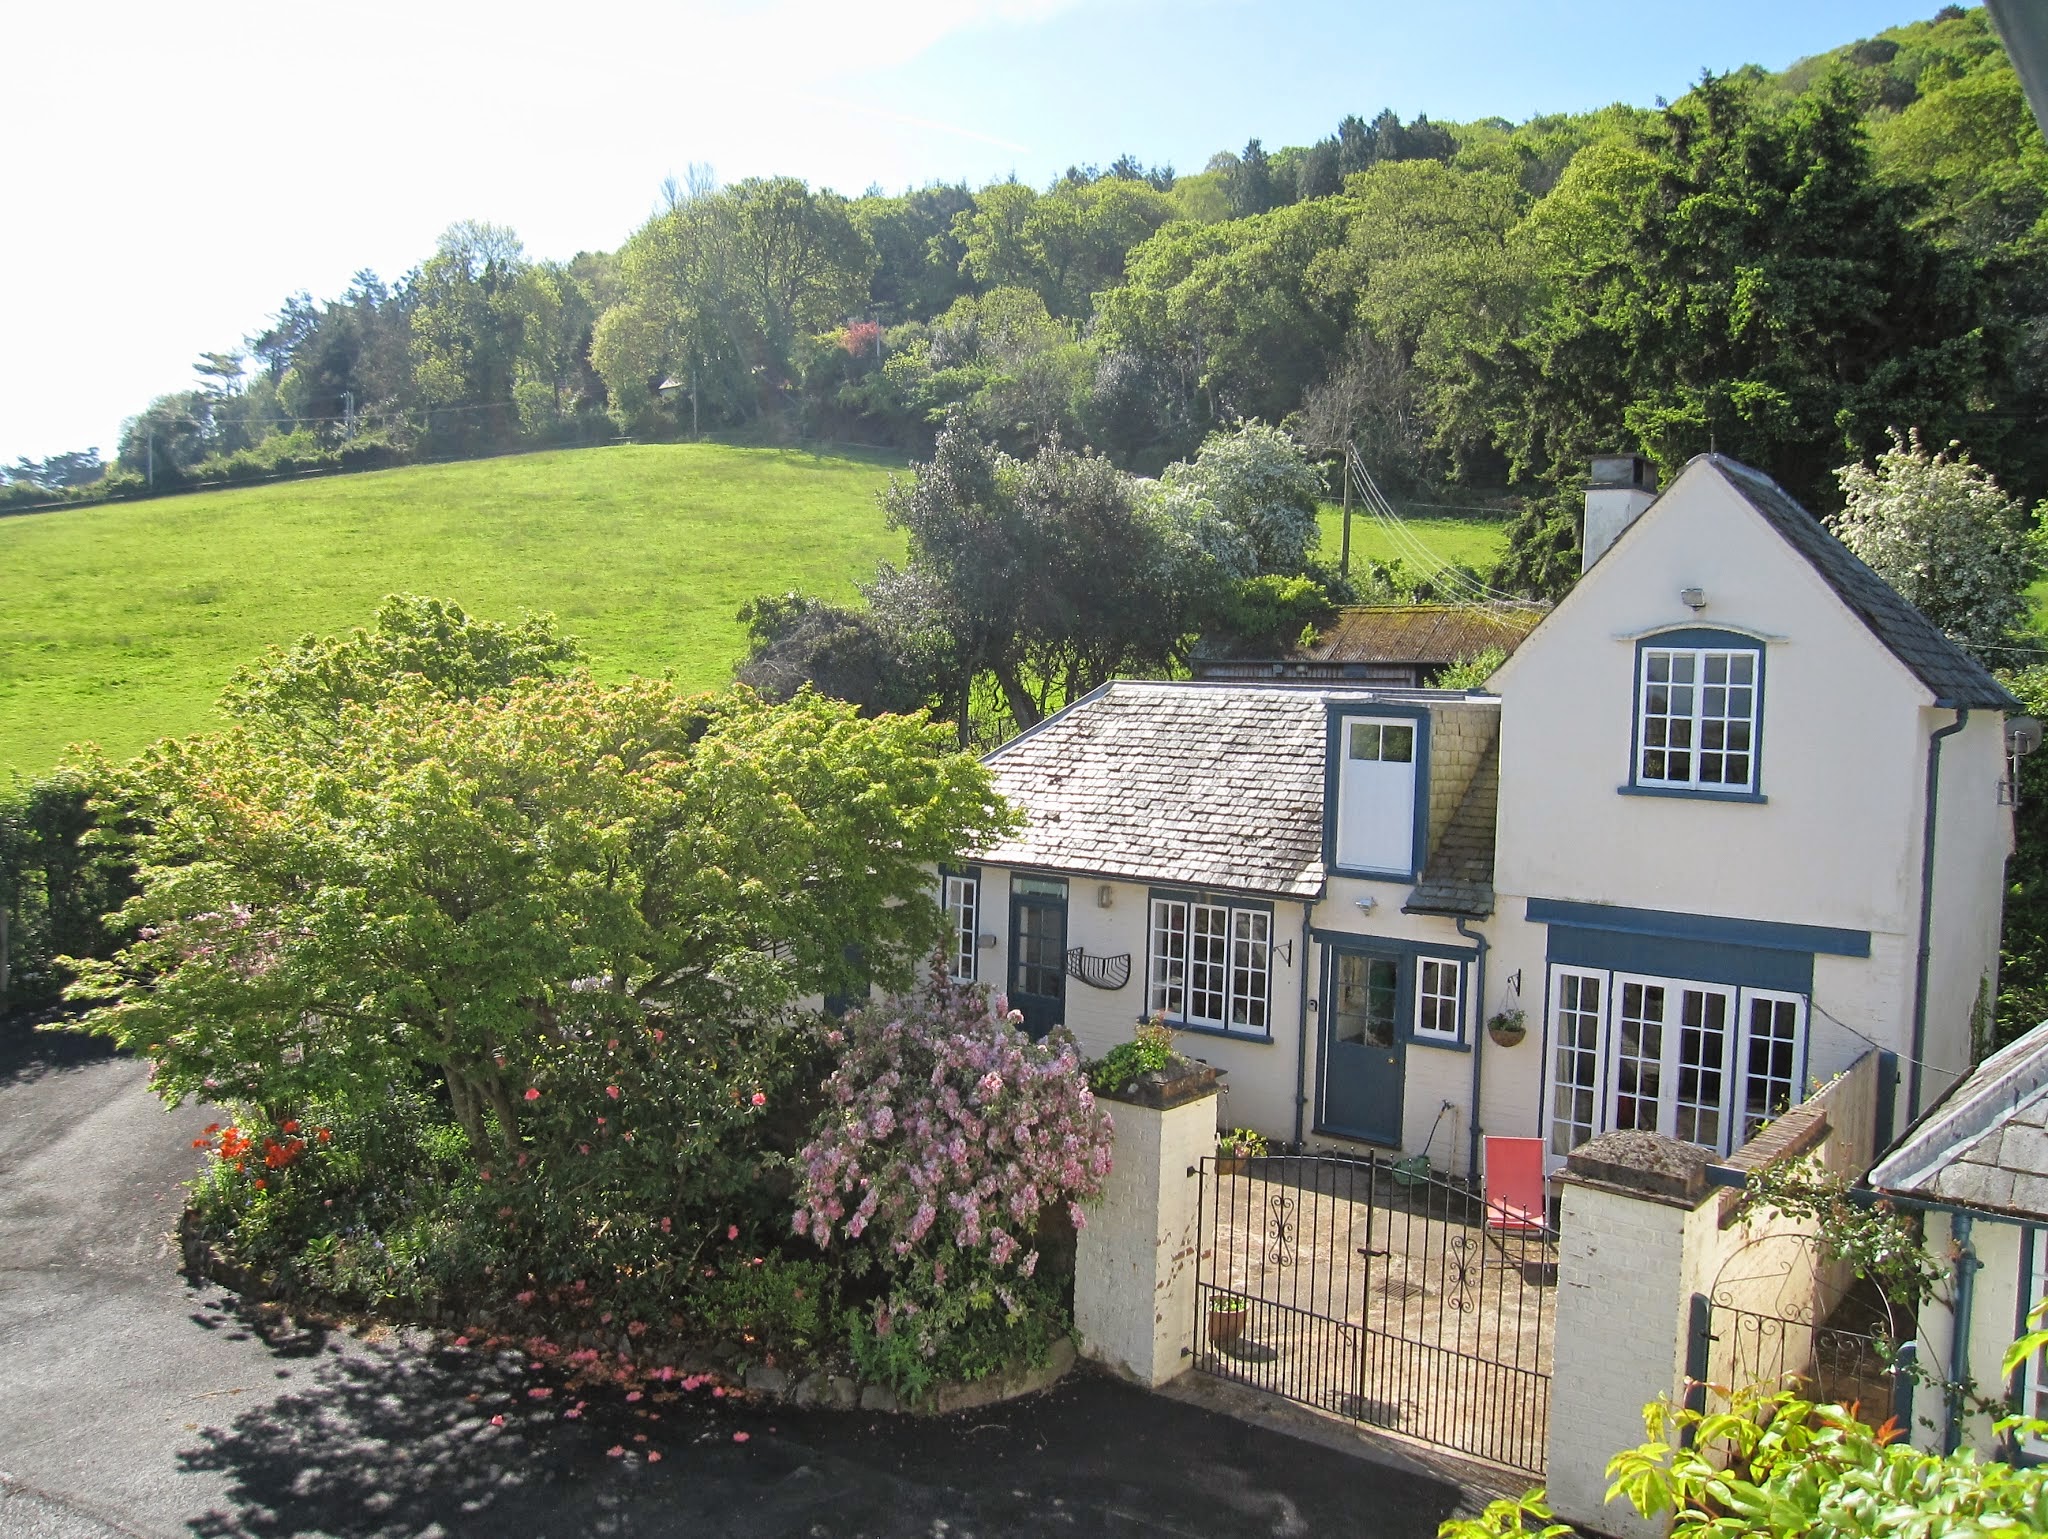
<box><xmin>1316</xmin><ymin>505</ymin><xmax>1511</xmax><ymax>578</ymax></box>
<box><xmin>0</xmin><ymin>444</ymin><xmax>908</xmax><ymax>776</ymax></box>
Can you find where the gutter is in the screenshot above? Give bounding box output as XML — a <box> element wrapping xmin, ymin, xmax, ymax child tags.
<box><xmin>1457</xmin><ymin>916</ymin><xmax>1489</xmax><ymax>1180</ymax></box>
<box><xmin>1293</xmin><ymin>903</ymin><xmax>1313</xmax><ymax>1149</ymax></box>
<box><xmin>1911</xmin><ymin>710</ymin><xmax>1970</xmax><ymax>1120</ymax></box>
<box><xmin>1946</xmin><ymin>1211</ymin><xmax>1980</xmax><ymax>1454</ymax></box>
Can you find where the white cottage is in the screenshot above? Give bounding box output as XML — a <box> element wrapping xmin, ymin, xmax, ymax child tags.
<box><xmin>958</xmin><ymin>453</ymin><xmax>2019</xmax><ymax>1180</ymax></box>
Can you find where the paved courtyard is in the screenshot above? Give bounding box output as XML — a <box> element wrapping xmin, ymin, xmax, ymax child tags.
<box><xmin>1193</xmin><ymin>1159</ymin><xmax>1554</xmax><ymax>1476</ymax></box>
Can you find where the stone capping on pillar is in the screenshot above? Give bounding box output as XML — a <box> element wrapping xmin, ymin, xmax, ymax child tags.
<box><xmin>1556</xmin><ymin>1129</ymin><xmax>1715</xmax><ymax>1208</ymax></box>
<box><xmin>1094</xmin><ymin>1059</ymin><xmax>1222</xmax><ymax>1111</ymax></box>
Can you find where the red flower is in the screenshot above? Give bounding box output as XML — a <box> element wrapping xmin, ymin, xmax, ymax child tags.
<box><xmin>523</xmin><ymin>1088</ymin><xmax>541</xmax><ymax>1101</ymax></box>
<box><xmin>316</xmin><ymin>1128</ymin><xmax>332</xmax><ymax>1142</ymax></box>
<box><xmin>280</xmin><ymin>1119</ymin><xmax>300</xmax><ymax>1133</ymax></box>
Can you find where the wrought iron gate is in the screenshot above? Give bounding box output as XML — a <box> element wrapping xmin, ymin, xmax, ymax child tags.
<box><xmin>1191</xmin><ymin>1153</ymin><xmax>1554</xmax><ymax>1476</ymax></box>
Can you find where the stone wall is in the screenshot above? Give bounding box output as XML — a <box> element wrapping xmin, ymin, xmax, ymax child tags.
<box><xmin>1425</xmin><ymin>703</ymin><xmax>1496</xmax><ymax>850</ymax></box>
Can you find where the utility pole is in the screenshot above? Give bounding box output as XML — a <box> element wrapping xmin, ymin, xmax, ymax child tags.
<box><xmin>1339</xmin><ymin>444</ymin><xmax>1352</xmax><ymax>579</ymax></box>
<box><xmin>146</xmin><ymin>433</ymin><xmax>153</xmax><ymax>490</ymax></box>
<box><xmin>342</xmin><ymin>390</ymin><xmax>356</xmax><ymax>440</ymax></box>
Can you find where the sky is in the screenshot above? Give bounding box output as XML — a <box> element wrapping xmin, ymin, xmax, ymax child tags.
<box><xmin>0</xmin><ymin>0</ymin><xmax>1940</xmax><ymax>467</ymax></box>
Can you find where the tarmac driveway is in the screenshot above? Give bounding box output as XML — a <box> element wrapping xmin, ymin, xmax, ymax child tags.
<box><xmin>0</xmin><ymin>1032</ymin><xmax>1468</xmax><ymax>1538</ymax></box>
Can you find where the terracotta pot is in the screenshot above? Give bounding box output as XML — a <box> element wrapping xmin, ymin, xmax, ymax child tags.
<box><xmin>1207</xmin><ymin>1301</ymin><xmax>1248</xmax><ymax>1346</ymax></box>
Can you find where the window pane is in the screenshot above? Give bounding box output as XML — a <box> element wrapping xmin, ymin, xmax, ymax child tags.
<box><xmin>1741</xmin><ymin>995</ymin><xmax>1802</xmax><ymax>1144</ymax></box>
<box><xmin>1416</xmin><ymin>957</ymin><xmax>1461</xmax><ymax>1040</ymax></box>
<box><xmin>1148</xmin><ymin>900</ymin><xmax>1187</xmax><ymax>1017</ymax></box>
<box><xmin>1229</xmin><ymin>909</ymin><xmax>1270</xmax><ymax>1032</ymax></box>
<box><xmin>1349</xmin><ymin>722</ymin><xmax>1380</xmax><ymax>761</ymax></box>
<box><xmin>1188</xmin><ymin>904</ymin><xmax>1228</xmax><ymax>1024</ymax></box>
<box><xmin>1673</xmin><ymin>988</ymin><xmax>1729</xmax><ymax>1150</ymax></box>
<box><xmin>1551</xmin><ymin>972</ymin><xmax>1603</xmax><ymax>1156</ymax></box>
<box><xmin>946</xmin><ymin>875</ymin><xmax>978</xmax><ymax>983</ymax></box>
<box><xmin>1614</xmin><ymin>983</ymin><xmax>1665</xmax><ymax>1133</ymax></box>
<box><xmin>1380</xmin><ymin>724</ymin><xmax>1414</xmax><ymax>763</ymax></box>
<box><xmin>1638</xmin><ymin>646</ymin><xmax>1760</xmax><ymax>791</ymax></box>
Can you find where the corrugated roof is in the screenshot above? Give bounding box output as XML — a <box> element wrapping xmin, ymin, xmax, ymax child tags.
<box><xmin>1302</xmin><ymin>605</ymin><xmax>1545</xmax><ymax>667</ymax></box>
<box><xmin>1708</xmin><ymin>456</ymin><xmax>2019</xmax><ymax>712</ymax></box>
<box><xmin>1405</xmin><ymin>735</ymin><xmax>1499</xmax><ymax>919</ymax></box>
<box><xmin>1868</xmin><ymin>1022</ymin><xmax>2048</xmax><ymax>1218</ymax></box>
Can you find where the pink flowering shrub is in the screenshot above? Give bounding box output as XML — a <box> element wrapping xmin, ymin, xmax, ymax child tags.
<box><xmin>793</xmin><ymin>974</ymin><xmax>1113</xmax><ymax>1276</ymax></box>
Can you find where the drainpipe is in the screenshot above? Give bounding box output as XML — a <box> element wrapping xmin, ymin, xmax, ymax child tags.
<box><xmin>1293</xmin><ymin>903</ymin><xmax>1313</xmax><ymax>1149</ymax></box>
<box><xmin>1910</xmin><ymin>709</ymin><xmax>1969</xmax><ymax>1120</ymax></box>
<box><xmin>1946</xmin><ymin>1211</ymin><xmax>1980</xmax><ymax>1454</ymax></box>
<box><xmin>1456</xmin><ymin>917</ymin><xmax>1488</xmax><ymax>1181</ymax></box>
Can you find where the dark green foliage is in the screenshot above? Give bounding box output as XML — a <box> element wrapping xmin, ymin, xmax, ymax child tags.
<box><xmin>842</xmin><ymin>1249</ymin><xmax>1069</xmax><ymax>1399</ymax></box>
<box><xmin>0</xmin><ymin>763</ymin><xmax>134</xmax><ymax>1014</ymax></box>
<box><xmin>1998</xmin><ymin>664</ymin><xmax>2048</xmax><ymax>1045</ymax></box>
<box><xmin>734</xmin><ymin>592</ymin><xmax>935</xmax><ymax>716</ymax></box>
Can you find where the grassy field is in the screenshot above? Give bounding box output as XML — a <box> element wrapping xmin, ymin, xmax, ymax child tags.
<box><xmin>1316</xmin><ymin>504</ymin><xmax>1512</xmax><ymax>579</ymax></box>
<box><xmin>0</xmin><ymin>449</ymin><xmax>1513</xmax><ymax>778</ymax></box>
<box><xmin>0</xmin><ymin>444</ymin><xmax>908</xmax><ymax>777</ymax></box>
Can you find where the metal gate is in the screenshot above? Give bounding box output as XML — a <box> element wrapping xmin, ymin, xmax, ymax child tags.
<box><xmin>1191</xmin><ymin>1153</ymin><xmax>1554</xmax><ymax>1476</ymax></box>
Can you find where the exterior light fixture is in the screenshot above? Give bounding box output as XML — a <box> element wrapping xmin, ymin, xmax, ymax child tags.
<box><xmin>1680</xmin><ymin>587</ymin><xmax>1707</xmax><ymax>611</ymax></box>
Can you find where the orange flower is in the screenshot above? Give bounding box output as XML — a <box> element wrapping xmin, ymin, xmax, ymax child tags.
<box><xmin>280</xmin><ymin>1118</ymin><xmax>300</xmax><ymax>1133</ymax></box>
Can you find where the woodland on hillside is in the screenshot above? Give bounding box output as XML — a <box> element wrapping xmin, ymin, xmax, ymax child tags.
<box><xmin>11</xmin><ymin>7</ymin><xmax>2043</xmax><ymax>598</ymax></box>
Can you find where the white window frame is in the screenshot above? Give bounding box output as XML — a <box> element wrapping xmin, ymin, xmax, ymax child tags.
<box><xmin>1543</xmin><ymin>966</ymin><xmax>1807</xmax><ymax>1160</ymax></box>
<box><xmin>1413</xmin><ymin>956</ymin><xmax>1465</xmax><ymax>1045</ymax></box>
<box><xmin>1734</xmin><ymin>989</ymin><xmax>1808</xmax><ymax>1145</ymax></box>
<box><xmin>943</xmin><ymin>872</ymin><xmax>979</xmax><ymax>984</ymax></box>
<box><xmin>1547</xmin><ymin>967</ymin><xmax>1608</xmax><ymax>1158</ymax></box>
<box><xmin>1636</xmin><ymin>645</ymin><xmax>1761</xmax><ymax>794</ymax></box>
<box><xmin>1148</xmin><ymin>894</ymin><xmax>1271</xmax><ymax>1038</ymax></box>
<box><xmin>2022</xmin><ymin>1237</ymin><xmax>2048</xmax><ymax>1458</ymax></box>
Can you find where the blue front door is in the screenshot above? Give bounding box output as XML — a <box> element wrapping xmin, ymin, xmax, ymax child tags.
<box><xmin>1008</xmin><ymin>876</ymin><xmax>1068</xmax><ymax>1039</ymax></box>
<box><xmin>1319</xmin><ymin>948</ymin><xmax>1405</xmax><ymax>1145</ymax></box>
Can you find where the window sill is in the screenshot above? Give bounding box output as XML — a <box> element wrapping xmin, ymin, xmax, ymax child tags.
<box><xmin>1404</xmin><ymin>1032</ymin><xmax>1471</xmax><ymax>1054</ymax></box>
<box><xmin>1326</xmin><ymin>863</ymin><xmax>1420</xmax><ymax>882</ymax></box>
<box><xmin>1145</xmin><ymin>1015</ymin><xmax>1274</xmax><ymax>1046</ymax></box>
<box><xmin>1616</xmin><ymin>784</ymin><xmax>1767</xmax><ymax>804</ymax></box>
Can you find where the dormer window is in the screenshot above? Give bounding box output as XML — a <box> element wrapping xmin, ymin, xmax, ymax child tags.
<box><xmin>1326</xmin><ymin>708</ymin><xmax>1427</xmax><ymax>878</ymax></box>
<box><xmin>1627</xmin><ymin>631</ymin><xmax>1764</xmax><ymax>800</ymax></box>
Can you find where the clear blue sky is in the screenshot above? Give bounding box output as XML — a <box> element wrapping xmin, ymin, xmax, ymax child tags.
<box><xmin>0</xmin><ymin>0</ymin><xmax>1942</xmax><ymax>466</ymax></box>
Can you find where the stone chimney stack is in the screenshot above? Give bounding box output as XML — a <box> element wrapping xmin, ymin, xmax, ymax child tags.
<box><xmin>1581</xmin><ymin>454</ymin><xmax>1657</xmax><ymax>571</ymax></box>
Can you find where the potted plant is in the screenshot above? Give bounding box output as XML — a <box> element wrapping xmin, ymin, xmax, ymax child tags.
<box><xmin>1206</xmin><ymin>1292</ymin><xmax>1249</xmax><ymax>1347</ymax></box>
<box><xmin>1486</xmin><ymin>1007</ymin><xmax>1527</xmax><ymax>1048</ymax></box>
<box><xmin>1215</xmin><ymin>1127</ymin><xmax>1268</xmax><ymax>1177</ymax></box>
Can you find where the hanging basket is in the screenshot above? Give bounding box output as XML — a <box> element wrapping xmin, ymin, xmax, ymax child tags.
<box><xmin>1486</xmin><ymin>1010</ymin><xmax>1527</xmax><ymax>1048</ymax></box>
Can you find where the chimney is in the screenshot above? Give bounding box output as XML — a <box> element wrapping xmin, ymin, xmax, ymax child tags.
<box><xmin>1582</xmin><ymin>453</ymin><xmax>1657</xmax><ymax>571</ymax></box>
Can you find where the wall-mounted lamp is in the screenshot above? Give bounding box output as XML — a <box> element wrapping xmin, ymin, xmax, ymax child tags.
<box><xmin>1354</xmin><ymin>895</ymin><xmax>1377</xmax><ymax>913</ymax></box>
<box><xmin>977</xmin><ymin>933</ymin><xmax>997</xmax><ymax>949</ymax></box>
<box><xmin>1679</xmin><ymin>586</ymin><xmax>1707</xmax><ymax>611</ymax></box>
<box><xmin>1096</xmin><ymin>884</ymin><xmax>1115</xmax><ymax>909</ymax></box>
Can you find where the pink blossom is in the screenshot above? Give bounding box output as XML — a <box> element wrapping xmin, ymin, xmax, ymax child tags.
<box><xmin>732</xmin><ymin>1431</ymin><xmax>750</xmax><ymax>1443</ymax></box>
<box><xmin>727</xmin><ymin>1224</ymin><xmax>739</xmax><ymax>1240</ymax></box>
<box><xmin>524</xmin><ymin>1088</ymin><xmax>541</xmax><ymax>1101</ymax></box>
<box><xmin>490</xmin><ymin>1414</ymin><xmax>506</xmax><ymax>1426</ymax></box>
<box><xmin>606</xmin><ymin>1085</ymin><xmax>621</xmax><ymax>1100</ymax></box>
<box><xmin>751</xmin><ymin>1091</ymin><xmax>766</xmax><ymax>1107</ymax></box>
<box><xmin>607</xmin><ymin>1445</ymin><xmax>625</xmax><ymax>1457</ymax></box>
<box><xmin>648</xmin><ymin>1449</ymin><xmax>663</xmax><ymax>1462</ymax></box>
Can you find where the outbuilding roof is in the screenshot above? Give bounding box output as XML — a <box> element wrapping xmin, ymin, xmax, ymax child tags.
<box><xmin>1868</xmin><ymin>1022</ymin><xmax>2048</xmax><ymax>1219</ymax></box>
<box><xmin>1707</xmin><ymin>456</ymin><xmax>2019</xmax><ymax>712</ymax></box>
<box><xmin>1300</xmin><ymin>604</ymin><xmax>1545</xmax><ymax>668</ymax></box>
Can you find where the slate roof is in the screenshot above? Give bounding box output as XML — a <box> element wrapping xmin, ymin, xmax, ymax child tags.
<box><xmin>1301</xmin><ymin>605</ymin><xmax>1545</xmax><ymax>668</ymax></box>
<box><xmin>974</xmin><ymin>684</ymin><xmax>1490</xmax><ymax>901</ymax></box>
<box><xmin>976</xmin><ymin>682</ymin><xmax>1335</xmax><ymax>899</ymax></box>
<box><xmin>1708</xmin><ymin>456</ymin><xmax>2019</xmax><ymax>712</ymax></box>
<box><xmin>1868</xmin><ymin>1022</ymin><xmax>2048</xmax><ymax>1219</ymax></box>
<box><xmin>1404</xmin><ymin>734</ymin><xmax>1499</xmax><ymax>919</ymax></box>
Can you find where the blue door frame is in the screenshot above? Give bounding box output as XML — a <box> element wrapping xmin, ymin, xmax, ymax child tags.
<box><xmin>1008</xmin><ymin>876</ymin><xmax>1068</xmax><ymax>1040</ymax></box>
<box><xmin>1317</xmin><ymin>943</ymin><xmax>1406</xmax><ymax>1146</ymax></box>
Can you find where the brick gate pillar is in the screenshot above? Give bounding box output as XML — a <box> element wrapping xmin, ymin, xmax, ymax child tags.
<box><xmin>1074</xmin><ymin>1064</ymin><xmax>1220</xmax><ymax>1388</ymax></box>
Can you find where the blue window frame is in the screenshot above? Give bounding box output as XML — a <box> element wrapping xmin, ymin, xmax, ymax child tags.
<box><xmin>1322</xmin><ymin>703</ymin><xmax>1432</xmax><ymax>880</ymax></box>
<box><xmin>1622</xmin><ymin>627</ymin><xmax>1766</xmax><ymax>802</ymax></box>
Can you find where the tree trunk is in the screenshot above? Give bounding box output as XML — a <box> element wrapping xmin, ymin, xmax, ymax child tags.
<box><xmin>445</xmin><ymin>1067</ymin><xmax>489</xmax><ymax>1162</ymax></box>
<box><xmin>992</xmin><ymin>663</ymin><xmax>1041</xmax><ymax>733</ymax></box>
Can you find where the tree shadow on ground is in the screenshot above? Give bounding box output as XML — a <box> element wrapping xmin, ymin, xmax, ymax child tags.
<box><xmin>173</xmin><ymin>1313</ymin><xmax>1465</xmax><ymax>1539</ymax></box>
<box><xmin>0</xmin><ymin>1013</ymin><xmax>115</xmax><ymax>1088</ymax></box>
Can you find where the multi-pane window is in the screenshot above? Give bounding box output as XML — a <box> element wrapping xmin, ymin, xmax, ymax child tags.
<box><xmin>943</xmin><ymin>873</ymin><xmax>978</xmax><ymax>983</ymax></box>
<box><xmin>1414</xmin><ymin>956</ymin><xmax>1464</xmax><ymax>1043</ymax></box>
<box><xmin>2025</xmin><ymin>1245</ymin><xmax>2048</xmax><ymax>1458</ymax></box>
<box><xmin>1739</xmin><ymin>992</ymin><xmax>1805</xmax><ymax>1143</ymax></box>
<box><xmin>1550</xmin><ymin>971</ymin><xmax>1605</xmax><ymax>1156</ymax></box>
<box><xmin>1637</xmin><ymin>647</ymin><xmax>1760</xmax><ymax>793</ymax></box>
<box><xmin>1148</xmin><ymin>894</ymin><xmax>1270</xmax><ymax>1035</ymax></box>
<box><xmin>1546</xmin><ymin>967</ymin><xmax>1805</xmax><ymax>1159</ymax></box>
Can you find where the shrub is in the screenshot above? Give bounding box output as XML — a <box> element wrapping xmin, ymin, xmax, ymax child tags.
<box><xmin>793</xmin><ymin>975</ymin><xmax>1114</xmax><ymax>1274</ymax></box>
<box><xmin>842</xmin><ymin>1247</ymin><xmax>1070</xmax><ymax>1399</ymax></box>
<box><xmin>1085</xmin><ymin>1014</ymin><xmax>1176</xmax><ymax>1096</ymax></box>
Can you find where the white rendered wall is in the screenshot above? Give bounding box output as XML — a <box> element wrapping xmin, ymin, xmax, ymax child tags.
<box><xmin>1921</xmin><ymin>709</ymin><xmax>2015</xmax><ymax>1110</ymax></box>
<box><xmin>1073</xmin><ymin>1088</ymin><xmax>1218</xmax><ymax>1387</ymax></box>
<box><xmin>1912</xmin><ymin>1213</ymin><xmax>2030</xmax><ymax>1457</ymax></box>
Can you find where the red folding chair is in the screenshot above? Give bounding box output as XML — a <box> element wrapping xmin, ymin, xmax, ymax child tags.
<box><xmin>1482</xmin><ymin>1135</ymin><xmax>1552</xmax><ymax>1270</ymax></box>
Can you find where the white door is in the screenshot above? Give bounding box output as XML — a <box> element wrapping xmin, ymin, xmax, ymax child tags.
<box><xmin>1334</xmin><ymin>717</ymin><xmax>1418</xmax><ymax>875</ymax></box>
<box><xmin>1606</xmin><ymin>974</ymin><xmax>1738</xmax><ymax>1153</ymax></box>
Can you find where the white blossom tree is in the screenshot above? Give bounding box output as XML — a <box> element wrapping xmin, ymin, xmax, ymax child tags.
<box><xmin>1831</xmin><ymin>429</ymin><xmax>2045</xmax><ymax>663</ymax></box>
